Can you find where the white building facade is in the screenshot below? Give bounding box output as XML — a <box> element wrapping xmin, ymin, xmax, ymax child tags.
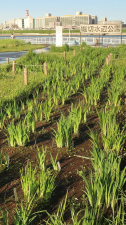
<box><xmin>24</xmin><ymin>16</ymin><xmax>33</xmax><ymax>29</ymax></box>
<box><xmin>17</xmin><ymin>18</ymin><xmax>22</xmax><ymax>29</ymax></box>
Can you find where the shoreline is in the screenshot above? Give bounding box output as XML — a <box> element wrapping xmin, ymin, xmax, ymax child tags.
<box><xmin>0</xmin><ymin>33</ymin><xmax>126</xmax><ymax>36</ymax></box>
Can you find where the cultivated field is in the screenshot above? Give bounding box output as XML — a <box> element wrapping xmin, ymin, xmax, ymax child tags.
<box><xmin>0</xmin><ymin>42</ymin><xmax>126</xmax><ymax>224</ymax></box>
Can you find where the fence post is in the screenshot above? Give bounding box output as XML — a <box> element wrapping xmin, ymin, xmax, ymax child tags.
<box><xmin>106</xmin><ymin>57</ymin><xmax>109</xmax><ymax>66</ymax></box>
<box><xmin>7</xmin><ymin>58</ymin><xmax>9</xmax><ymax>64</ymax></box>
<box><xmin>12</xmin><ymin>61</ymin><xmax>15</xmax><ymax>75</ymax></box>
<box><xmin>44</xmin><ymin>62</ymin><xmax>47</xmax><ymax>76</ymax></box>
<box><xmin>80</xmin><ymin>47</ymin><xmax>81</xmax><ymax>50</ymax></box>
<box><xmin>73</xmin><ymin>49</ymin><xmax>75</xmax><ymax>56</ymax></box>
<box><xmin>24</xmin><ymin>68</ymin><xmax>28</xmax><ymax>85</ymax></box>
<box><xmin>64</xmin><ymin>51</ymin><xmax>66</xmax><ymax>60</ymax></box>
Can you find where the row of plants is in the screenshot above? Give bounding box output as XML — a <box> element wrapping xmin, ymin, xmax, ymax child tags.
<box><xmin>1</xmin><ymin>145</ymin><xmax>126</xmax><ymax>224</ymax></box>
<box><xmin>1</xmin><ymin>44</ymin><xmax>126</xmax><ymax>225</ymax></box>
<box><xmin>0</xmin><ymin>42</ymin><xmax>119</xmax><ymax>105</ymax></box>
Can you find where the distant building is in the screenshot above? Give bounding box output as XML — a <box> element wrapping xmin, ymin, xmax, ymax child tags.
<box><xmin>22</xmin><ymin>19</ymin><xmax>24</xmax><ymax>28</ymax></box>
<box><xmin>24</xmin><ymin>16</ymin><xmax>33</xmax><ymax>29</ymax></box>
<box><xmin>35</xmin><ymin>17</ymin><xmax>45</xmax><ymax>29</ymax></box>
<box><xmin>75</xmin><ymin>14</ymin><xmax>92</xmax><ymax>27</ymax></box>
<box><xmin>45</xmin><ymin>14</ymin><xmax>58</xmax><ymax>29</ymax></box>
<box><xmin>3</xmin><ymin>21</ymin><xmax>10</xmax><ymax>29</ymax></box>
<box><xmin>76</xmin><ymin>11</ymin><xmax>82</xmax><ymax>16</ymax></box>
<box><xmin>98</xmin><ymin>18</ymin><xmax>123</xmax><ymax>25</ymax></box>
<box><xmin>60</xmin><ymin>15</ymin><xmax>73</xmax><ymax>27</ymax></box>
<box><xmin>0</xmin><ymin>24</ymin><xmax>4</xmax><ymax>29</ymax></box>
<box><xmin>33</xmin><ymin>18</ymin><xmax>35</xmax><ymax>28</ymax></box>
<box><xmin>17</xmin><ymin>18</ymin><xmax>22</xmax><ymax>29</ymax></box>
<box><xmin>35</xmin><ymin>14</ymin><xmax>59</xmax><ymax>29</ymax></box>
<box><xmin>60</xmin><ymin>13</ymin><xmax>92</xmax><ymax>29</ymax></box>
<box><xmin>91</xmin><ymin>16</ymin><xmax>98</xmax><ymax>24</ymax></box>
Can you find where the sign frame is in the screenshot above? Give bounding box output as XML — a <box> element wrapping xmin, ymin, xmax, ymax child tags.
<box><xmin>80</xmin><ymin>24</ymin><xmax>122</xmax><ymax>35</ymax></box>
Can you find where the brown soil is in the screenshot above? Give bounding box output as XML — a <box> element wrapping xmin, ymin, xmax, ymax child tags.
<box><xmin>0</xmin><ymin>77</ymin><xmax>126</xmax><ymax>225</ymax></box>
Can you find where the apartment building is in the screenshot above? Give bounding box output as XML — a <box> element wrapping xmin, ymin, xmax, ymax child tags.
<box><xmin>35</xmin><ymin>17</ymin><xmax>45</xmax><ymax>29</ymax></box>
<box><xmin>24</xmin><ymin>16</ymin><xmax>33</xmax><ymax>29</ymax></box>
<box><xmin>75</xmin><ymin>14</ymin><xmax>92</xmax><ymax>26</ymax></box>
<box><xmin>35</xmin><ymin>14</ymin><xmax>59</xmax><ymax>29</ymax></box>
<box><xmin>60</xmin><ymin>13</ymin><xmax>92</xmax><ymax>29</ymax></box>
<box><xmin>45</xmin><ymin>15</ymin><xmax>58</xmax><ymax>28</ymax></box>
<box><xmin>98</xmin><ymin>18</ymin><xmax>122</xmax><ymax>25</ymax></box>
<box><xmin>60</xmin><ymin>15</ymin><xmax>73</xmax><ymax>27</ymax></box>
<box><xmin>91</xmin><ymin>15</ymin><xmax>98</xmax><ymax>24</ymax></box>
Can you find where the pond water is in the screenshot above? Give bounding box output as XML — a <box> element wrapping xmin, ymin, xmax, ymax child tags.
<box><xmin>0</xmin><ymin>51</ymin><xmax>27</xmax><ymax>64</ymax></box>
<box><xmin>0</xmin><ymin>46</ymin><xmax>50</xmax><ymax>64</ymax></box>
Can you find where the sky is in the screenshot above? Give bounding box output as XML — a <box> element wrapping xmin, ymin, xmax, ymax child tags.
<box><xmin>0</xmin><ymin>0</ymin><xmax>126</xmax><ymax>24</ymax></box>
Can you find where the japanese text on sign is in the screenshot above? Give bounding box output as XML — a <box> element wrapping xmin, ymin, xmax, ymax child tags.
<box><xmin>80</xmin><ymin>24</ymin><xmax>122</xmax><ymax>34</ymax></box>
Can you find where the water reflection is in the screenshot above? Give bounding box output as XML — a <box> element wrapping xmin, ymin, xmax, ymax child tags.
<box><xmin>0</xmin><ymin>51</ymin><xmax>27</xmax><ymax>64</ymax></box>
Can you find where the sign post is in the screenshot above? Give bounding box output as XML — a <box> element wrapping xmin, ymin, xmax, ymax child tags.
<box><xmin>56</xmin><ymin>26</ymin><xmax>62</xmax><ymax>47</ymax></box>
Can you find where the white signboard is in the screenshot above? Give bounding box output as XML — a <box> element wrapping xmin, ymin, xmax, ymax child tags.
<box><xmin>80</xmin><ymin>24</ymin><xmax>122</xmax><ymax>34</ymax></box>
<box><xmin>56</xmin><ymin>26</ymin><xmax>62</xmax><ymax>47</ymax></box>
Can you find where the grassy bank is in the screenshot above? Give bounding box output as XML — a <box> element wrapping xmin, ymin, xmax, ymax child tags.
<box><xmin>0</xmin><ymin>29</ymin><xmax>80</xmax><ymax>34</ymax></box>
<box><xmin>0</xmin><ymin>39</ymin><xmax>45</xmax><ymax>52</ymax></box>
<box><xmin>0</xmin><ymin>46</ymin><xmax>82</xmax><ymax>104</ymax></box>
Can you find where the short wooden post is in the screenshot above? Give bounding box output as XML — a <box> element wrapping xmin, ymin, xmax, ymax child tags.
<box><xmin>44</xmin><ymin>62</ymin><xmax>47</xmax><ymax>76</ymax></box>
<box><xmin>24</xmin><ymin>68</ymin><xmax>28</xmax><ymax>85</ymax></box>
<box><xmin>108</xmin><ymin>55</ymin><xmax>110</xmax><ymax>65</ymax></box>
<box><xmin>64</xmin><ymin>51</ymin><xmax>66</xmax><ymax>60</ymax></box>
<box><xmin>73</xmin><ymin>49</ymin><xmax>75</xmax><ymax>56</ymax></box>
<box><xmin>83</xmin><ymin>47</ymin><xmax>85</xmax><ymax>50</ymax></box>
<box><xmin>106</xmin><ymin>57</ymin><xmax>109</xmax><ymax>66</ymax></box>
<box><xmin>7</xmin><ymin>58</ymin><xmax>9</xmax><ymax>64</ymax></box>
<box><xmin>12</xmin><ymin>60</ymin><xmax>15</xmax><ymax>75</ymax></box>
<box><xmin>80</xmin><ymin>47</ymin><xmax>81</xmax><ymax>50</ymax></box>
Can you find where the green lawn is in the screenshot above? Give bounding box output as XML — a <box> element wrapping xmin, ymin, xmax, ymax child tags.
<box><xmin>0</xmin><ymin>29</ymin><xmax>80</xmax><ymax>34</ymax></box>
<box><xmin>0</xmin><ymin>39</ymin><xmax>45</xmax><ymax>52</ymax></box>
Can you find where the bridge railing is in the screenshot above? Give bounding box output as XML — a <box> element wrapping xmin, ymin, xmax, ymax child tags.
<box><xmin>0</xmin><ymin>36</ymin><xmax>126</xmax><ymax>45</ymax></box>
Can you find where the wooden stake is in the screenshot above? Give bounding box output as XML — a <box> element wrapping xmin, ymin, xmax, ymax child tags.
<box><xmin>24</xmin><ymin>68</ymin><xmax>28</xmax><ymax>85</ymax></box>
<box><xmin>44</xmin><ymin>62</ymin><xmax>47</xmax><ymax>75</ymax></box>
<box><xmin>108</xmin><ymin>55</ymin><xmax>110</xmax><ymax>65</ymax></box>
<box><xmin>106</xmin><ymin>57</ymin><xmax>109</xmax><ymax>66</ymax></box>
<box><xmin>12</xmin><ymin>60</ymin><xmax>15</xmax><ymax>75</ymax></box>
<box><xmin>64</xmin><ymin>51</ymin><xmax>66</xmax><ymax>60</ymax></box>
<box><xmin>7</xmin><ymin>58</ymin><xmax>9</xmax><ymax>64</ymax></box>
<box><xmin>73</xmin><ymin>49</ymin><xmax>75</xmax><ymax>56</ymax></box>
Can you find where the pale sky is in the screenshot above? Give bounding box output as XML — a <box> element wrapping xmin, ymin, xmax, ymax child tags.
<box><xmin>0</xmin><ymin>0</ymin><xmax>125</xmax><ymax>24</ymax></box>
